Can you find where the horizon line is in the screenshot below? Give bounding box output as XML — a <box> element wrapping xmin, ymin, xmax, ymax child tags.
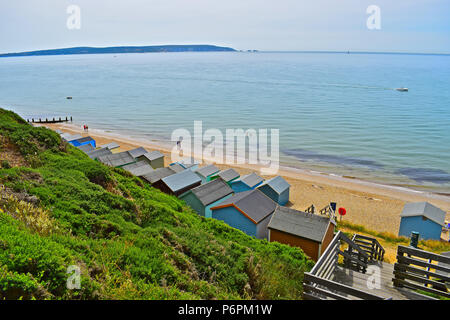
<box><xmin>0</xmin><ymin>44</ymin><xmax>449</xmax><ymax>57</ymax></box>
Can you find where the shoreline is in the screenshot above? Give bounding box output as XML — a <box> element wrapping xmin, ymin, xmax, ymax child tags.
<box><xmin>37</xmin><ymin>122</ymin><xmax>450</xmax><ymax>235</ymax></box>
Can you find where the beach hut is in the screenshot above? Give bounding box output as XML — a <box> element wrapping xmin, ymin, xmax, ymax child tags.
<box><xmin>398</xmin><ymin>202</ymin><xmax>446</xmax><ymax>240</ymax></box>
<box><xmin>97</xmin><ymin>151</ymin><xmax>136</xmax><ymax>168</ymax></box>
<box><xmin>61</xmin><ymin>133</ymin><xmax>82</xmax><ymax>142</ymax></box>
<box><xmin>230</xmin><ymin>173</ymin><xmax>264</xmax><ymax>193</ymax></box>
<box><xmin>169</xmin><ymin>163</ymin><xmax>186</xmax><ymax>173</ymax></box>
<box><xmin>77</xmin><ymin>144</ymin><xmax>95</xmax><ymax>153</ymax></box>
<box><xmin>257</xmin><ymin>176</ymin><xmax>290</xmax><ymax>206</ymax></box>
<box><xmin>179</xmin><ymin>178</ymin><xmax>234</xmax><ymax>218</ymax></box>
<box><xmin>268</xmin><ymin>206</ymin><xmax>336</xmax><ymax>261</ymax></box>
<box><xmin>138</xmin><ymin>151</ymin><xmax>165</xmax><ymax>169</ymax></box>
<box><xmin>127</xmin><ymin>147</ymin><xmax>148</xmax><ymax>159</ymax></box>
<box><xmin>211</xmin><ymin>168</ymin><xmax>240</xmax><ymax>185</ymax></box>
<box><xmin>170</xmin><ymin>158</ymin><xmax>200</xmax><ymax>171</ymax></box>
<box><xmin>141</xmin><ymin>167</ymin><xmax>177</xmax><ymax>190</ymax></box>
<box><xmin>122</xmin><ymin>161</ymin><xmax>154</xmax><ymax>177</ymax></box>
<box><xmin>101</xmin><ymin>142</ymin><xmax>120</xmax><ymax>151</ymax></box>
<box><xmin>70</xmin><ymin>136</ymin><xmax>96</xmax><ymax>149</ymax></box>
<box><xmin>160</xmin><ymin>169</ymin><xmax>202</xmax><ymax>197</ymax></box>
<box><xmin>210</xmin><ymin>189</ymin><xmax>277</xmax><ymax>239</ymax></box>
<box><xmin>195</xmin><ymin>164</ymin><xmax>220</xmax><ymax>184</ymax></box>
<box><xmin>86</xmin><ymin>147</ymin><xmax>112</xmax><ymax>160</ymax></box>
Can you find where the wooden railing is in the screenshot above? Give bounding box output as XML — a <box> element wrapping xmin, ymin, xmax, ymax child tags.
<box><xmin>303</xmin><ymin>231</ymin><xmax>386</xmax><ymax>300</ymax></box>
<box><xmin>304</xmin><ymin>204</ymin><xmax>315</xmax><ymax>214</ymax></box>
<box><xmin>341</xmin><ymin>232</ymin><xmax>370</xmax><ymax>273</ymax></box>
<box><xmin>319</xmin><ymin>204</ymin><xmax>335</xmax><ymax>220</ymax></box>
<box><xmin>352</xmin><ymin>234</ymin><xmax>385</xmax><ymax>262</ymax></box>
<box><xmin>393</xmin><ymin>245</ymin><xmax>450</xmax><ymax>299</ymax></box>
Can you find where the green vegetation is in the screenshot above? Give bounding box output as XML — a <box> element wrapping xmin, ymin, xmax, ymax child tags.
<box><xmin>0</xmin><ymin>109</ymin><xmax>312</xmax><ymax>300</ymax></box>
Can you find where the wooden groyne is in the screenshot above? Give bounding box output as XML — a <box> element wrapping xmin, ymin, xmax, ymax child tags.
<box><xmin>27</xmin><ymin>116</ymin><xmax>72</xmax><ymax>124</ymax></box>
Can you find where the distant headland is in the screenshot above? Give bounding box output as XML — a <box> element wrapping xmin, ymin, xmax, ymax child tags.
<box><xmin>0</xmin><ymin>45</ymin><xmax>237</xmax><ymax>58</ymax></box>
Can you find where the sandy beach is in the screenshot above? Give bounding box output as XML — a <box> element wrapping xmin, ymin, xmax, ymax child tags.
<box><xmin>38</xmin><ymin>122</ymin><xmax>450</xmax><ymax>235</ymax></box>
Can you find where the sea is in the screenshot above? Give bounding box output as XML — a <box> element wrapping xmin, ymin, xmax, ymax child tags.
<box><xmin>0</xmin><ymin>51</ymin><xmax>449</xmax><ymax>193</ymax></box>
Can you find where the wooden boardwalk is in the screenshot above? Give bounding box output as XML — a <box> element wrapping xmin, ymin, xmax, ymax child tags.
<box><xmin>303</xmin><ymin>232</ymin><xmax>449</xmax><ymax>300</ymax></box>
<box><xmin>333</xmin><ymin>261</ymin><xmax>433</xmax><ymax>300</ymax></box>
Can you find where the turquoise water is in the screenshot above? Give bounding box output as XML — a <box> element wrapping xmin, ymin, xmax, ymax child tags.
<box><xmin>0</xmin><ymin>52</ymin><xmax>449</xmax><ymax>192</ymax></box>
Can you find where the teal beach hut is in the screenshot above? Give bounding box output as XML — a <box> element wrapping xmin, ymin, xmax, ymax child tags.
<box><xmin>170</xmin><ymin>158</ymin><xmax>200</xmax><ymax>171</ymax></box>
<box><xmin>195</xmin><ymin>164</ymin><xmax>220</xmax><ymax>184</ymax></box>
<box><xmin>257</xmin><ymin>176</ymin><xmax>290</xmax><ymax>206</ymax></box>
<box><xmin>211</xmin><ymin>168</ymin><xmax>240</xmax><ymax>185</ymax></box>
<box><xmin>179</xmin><ymin>178</ymin><xmax>234</xmax><ymax>218</ymax></box>
<box><xmin>210</xmin><ymin>189</ymin><xmax>277</xmax><ymax>239</ymax></box>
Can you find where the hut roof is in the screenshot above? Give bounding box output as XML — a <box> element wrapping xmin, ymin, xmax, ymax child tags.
<box><xmin>173</xmin><ymin>158</ymin><xmax>200</xmax><ymax>169</ymax></box>
<box><xmin>101</xmin><ymin>142</ymin><xmax>120</xmax><ymax>150</ymax></box>
<box><xmin>141</xmin><ymin>150</ymin><xmax>164</xmax><ymax>161</ymax></box>
<box><xmin>169</xmin><ymin>163</ymin><xmax>186</xmax><ymax>173</ymax></box>
<box><xmin>73</xmin><ymin>136</ymin><xmax>94</xmax><ymax>144</ymax></box>
<box><xmin>127</xmin><ymin>147</ymin><xmax>148</xmax><ymax>158</ymax></box>
<box><xmin>98</xmin><ymin>152</ymin><xmax>135</xmax><ymax>167</ymax></box>
<box><xmin>195</xmin><ymin>164</ymin><xmax>220</xmax><ymax>178</ymax></box>
<box><xmin>235</xmin><ymin>172</ymin><xmax>264</xmax><ymax>188</ymax></box>
<box><xmin>401</xmin><ymin>202</ymin><xmax>446</xmax><ymax>226</ymax></box>
<box><xmin>77</xmin><ymin>144</ymin><xmax>95</xmax><ymax>153</ymax></box>
<box><xmin>268</xmin><ymin>206</ymin><xmax>335</xmax><ymax>243</ymax></box>
<box><xmin>61</xmin><ymin>133</ymin><xmax>82</xmax><ymax>141</ymax></box>
<box><xmin>214</xmin><ymin>169</ymin><xmax>240</xmax><ymax>182</ymax></box>
<box><xmin>186</xmin><ymin>178</ymin><xmax>233</xmax><ymax>206</ymax></box>
<box><xmin>258</xmin><ymin>176</ymin><xmax>290</xmax><ymax>194</ymax></box>
<box><xmin>162</xmin><ymin>170</ymin><xmax>202</xmax><ymax>193</ymax></box>
<box><xmin>122</xmin><ymin>161</ymin><xmax>154</xmax><ymax>176</ymax></box>
<box><xmin>141</xmin><ymin>167</ymin><xmax>176</xmax><ymax>184</ymax></box>
<box><xmin>211</xmin><ymin>189</ymin><xmax>276</xmax><ymax>224</ymax></box>
<box><xmin>86</xmin><ymin>148</ymin><xmax>112</xmax><ymax>160</ymax></box>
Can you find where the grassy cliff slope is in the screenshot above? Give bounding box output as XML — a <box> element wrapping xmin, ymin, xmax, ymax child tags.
<box><xmin>0</xmin><ymin>109</ymin><xmax>312</xmax><ymax>300</ymax></box>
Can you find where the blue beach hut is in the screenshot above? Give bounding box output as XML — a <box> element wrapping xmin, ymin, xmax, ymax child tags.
<box><xmin>70</xmin><ymin>136</ymin><xmax>96</xmax><ymax>149</ymax></box>
<box><xmin>230</xmin><ymin>173</ymin><xmax>264</xmax><ymax>193</ymax></box>
<box><xmin>210</xmin><ymin>189</ymin><xmax>277</xmax><ymax>239</ymax></box>
<box><xmin>257</xmin><ymin>176</ymin><xmax>290</xmax><ymax>206</ymax></box>
<box><xmin>398</xmin><ymin>202</ymin><xmax>446</xmax><ymax>240</ymax></box>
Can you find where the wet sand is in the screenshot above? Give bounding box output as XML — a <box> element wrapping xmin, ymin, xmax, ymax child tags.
<box><xmin>38</xmin><ymin>122</ymin><xmax>450</xmax><ymax>235</ymax></box>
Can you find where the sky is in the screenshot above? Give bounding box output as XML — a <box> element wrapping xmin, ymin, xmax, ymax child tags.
<box><xmin>0</xmin><ymin>0</ymin><xmax>449</xmax><ymax>54</ymax></box>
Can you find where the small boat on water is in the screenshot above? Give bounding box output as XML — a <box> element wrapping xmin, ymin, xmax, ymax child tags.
<box><xmin>396</xmin><ymin>88</ymin><xmax>408</xmax><ymax>92</ymax></box>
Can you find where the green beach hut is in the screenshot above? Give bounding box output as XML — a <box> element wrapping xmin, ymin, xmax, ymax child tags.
<box><xmin>211</xmin><ymin>168</ymin><xmax>240</xmax><ymax>185</ymax></box>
